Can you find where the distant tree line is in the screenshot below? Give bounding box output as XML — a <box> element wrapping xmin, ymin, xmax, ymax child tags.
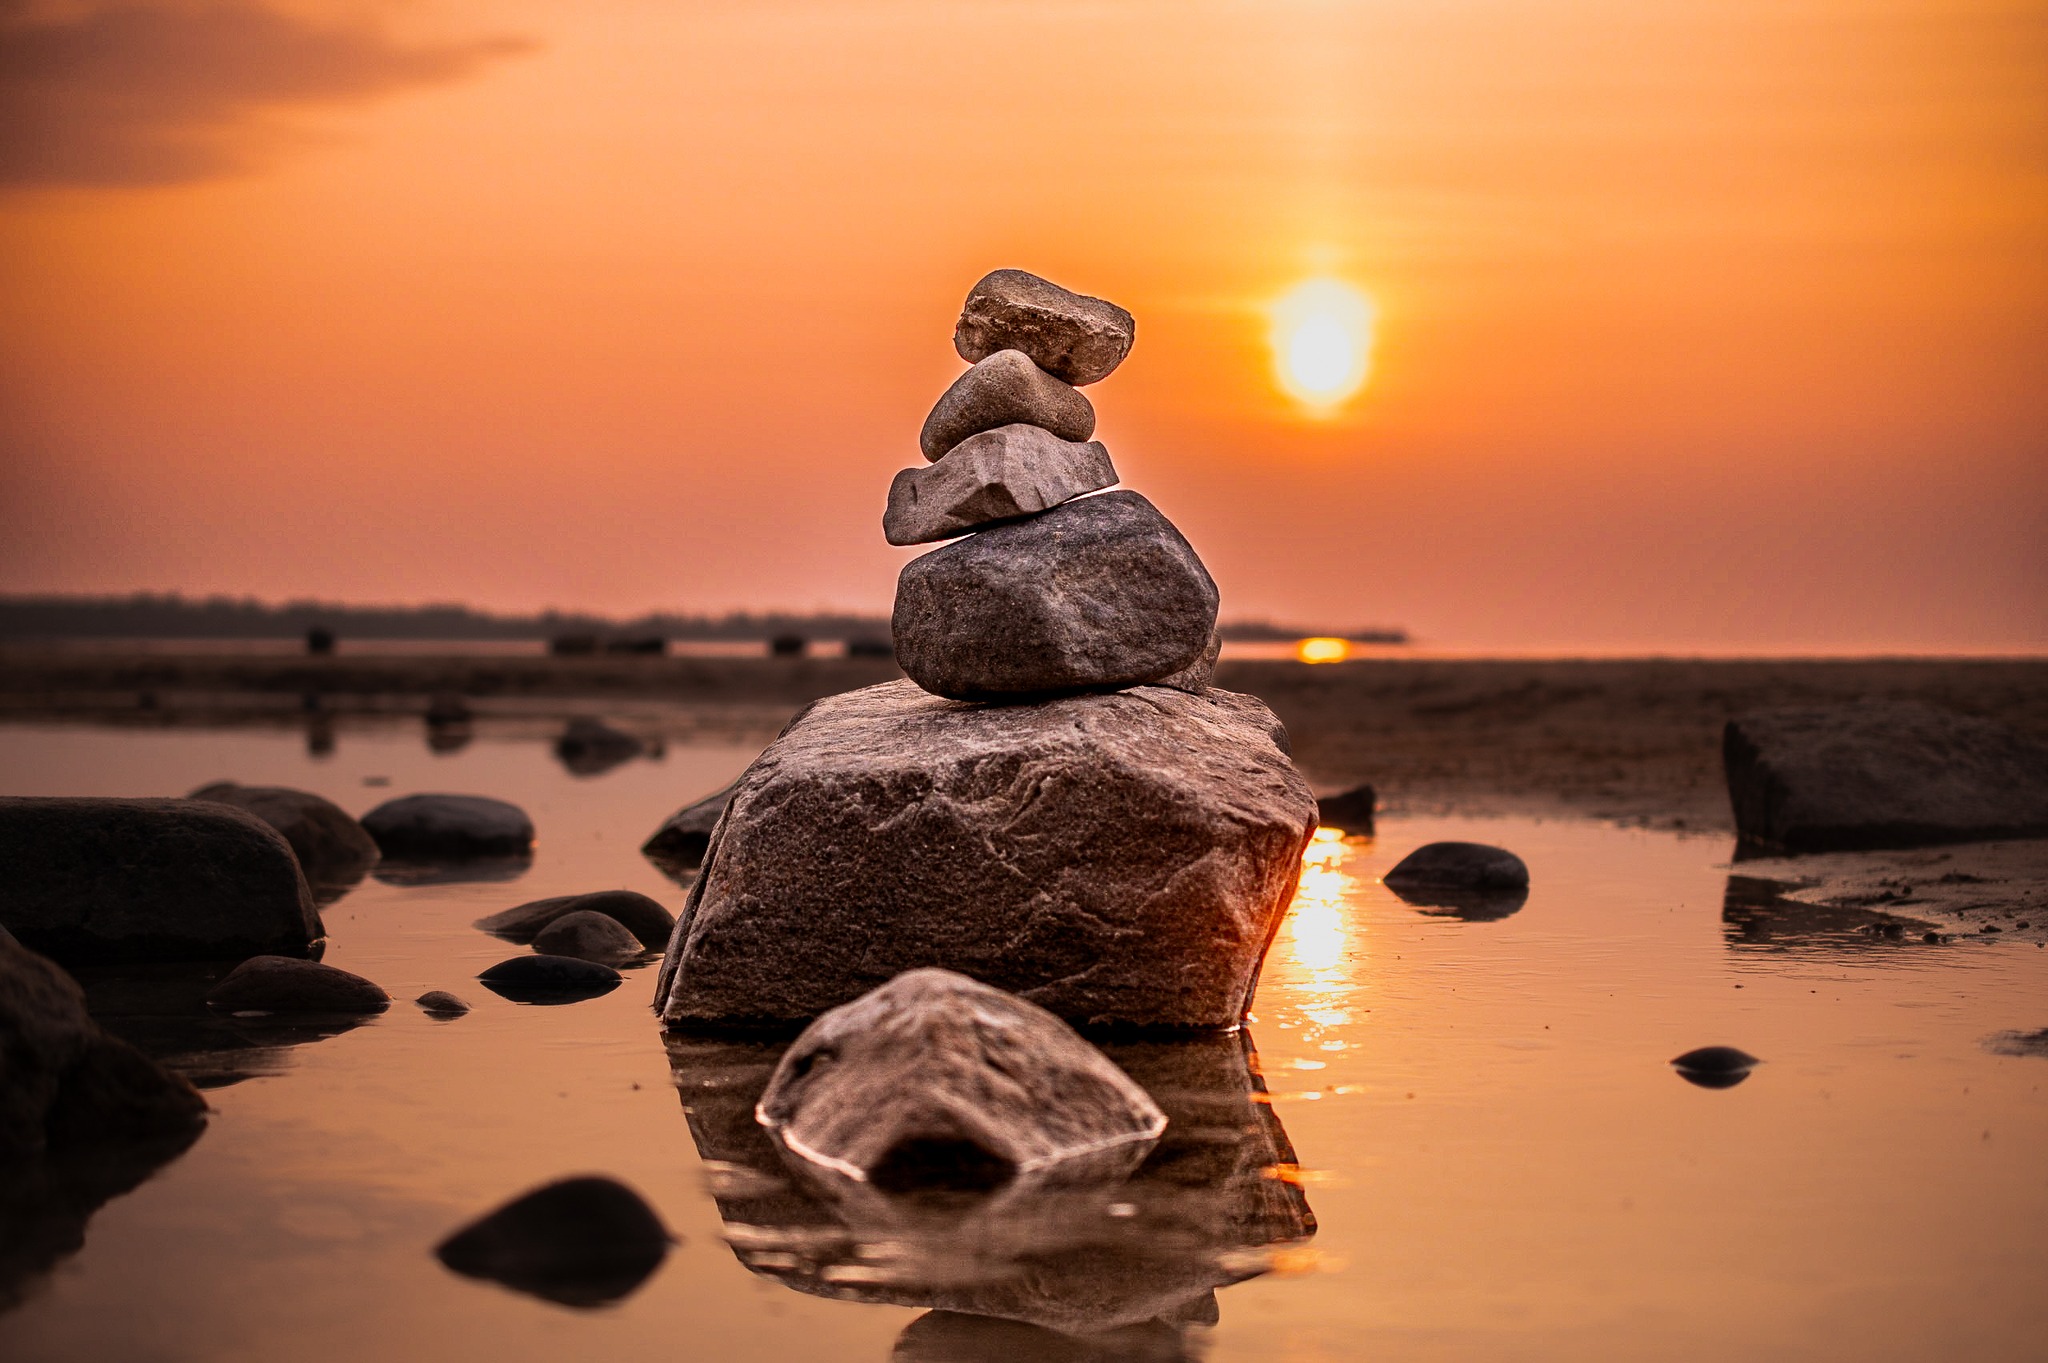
<box><xmin>0</xmin><ymin>593</ymin><xmax>1403</xmax><ymax>644</ymax></box>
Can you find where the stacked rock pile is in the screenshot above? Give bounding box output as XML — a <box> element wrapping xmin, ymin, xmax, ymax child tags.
<box><xmin>886</xmin><ymin>269</ymin><xmax>1220</xmax><ymax>698</ymax></box>
<box><xmin>656</xmin><ymin>270</ymin><xmax>1318</xmax><ymax>1033</ymax></box>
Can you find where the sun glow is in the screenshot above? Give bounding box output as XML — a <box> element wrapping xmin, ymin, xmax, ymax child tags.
<box><xmin>1269</xmin><ymin>277</ymin><xmax>1376</xmax><ymax>413</ymax></box>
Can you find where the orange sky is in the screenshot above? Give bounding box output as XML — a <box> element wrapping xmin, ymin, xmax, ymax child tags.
<box><xmin>2</xmin><ymin>0</ymin><xmax>2043</xmax><ymax>651</ymax></box>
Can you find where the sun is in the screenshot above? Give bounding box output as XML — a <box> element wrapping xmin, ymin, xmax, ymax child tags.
<box><xmin>1269</xmin><ymin>277</ymin><xmax>1376</xmax><ymax>413</ymax></box>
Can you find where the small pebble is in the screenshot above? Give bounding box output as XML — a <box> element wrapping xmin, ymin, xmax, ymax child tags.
<box><xmin>416</xmin><ymin>990</ymin><xmax>471</xmax><ymax>1018</ymax></box>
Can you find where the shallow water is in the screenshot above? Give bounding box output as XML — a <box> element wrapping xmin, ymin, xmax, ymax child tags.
<box><xmin>1</xmin><ymin>718</ymin><xmax>2044</xmax><ymax>1362</ymax></box>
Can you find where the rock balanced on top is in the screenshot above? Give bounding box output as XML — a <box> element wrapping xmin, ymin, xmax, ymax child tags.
<box><xmin>887</xmin><ymin>270</ymin><xmax>1219</xmax><ymax>700</ymax></box>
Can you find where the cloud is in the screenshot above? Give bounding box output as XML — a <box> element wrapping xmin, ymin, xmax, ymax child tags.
<box><xmin>0</xmin><ymin>1</ymin><xmax>530</xmax><ymax>188</ymax></box>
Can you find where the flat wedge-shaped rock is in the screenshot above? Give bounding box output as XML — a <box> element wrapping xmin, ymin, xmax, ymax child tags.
<box><xmin>757</xmin><ymin>970</ymin><xmax>1165</xmax><ymax>1191</ymax></box>
<box><xmin>656</xmin><ymin>680</ymin><xmax>1314</xmax><ymax>1030</ymax></box>
<box><xmin>0</xmin><ymin>798</ymin><xmax>321</xmax><ymax>965</ymax></box>
<box><xmin>1724</xmin><ymin>703</ymin><xmax>2048</xmax><ymax>852</ymax></box>
<box><xmin>893</xmin><ymin>491</ymin><xmax>1217</xmax><ymax>701</ymax></box>
<box><xmin>886</xmin><ymin>425</ymin><xmax>1116</xmax><ymax>546</ymax></box>
<box><xmin>920</xmin><ymin>350</ymin><xmax>1094</xmax><ymax>462</ymax></box>
<box><xmin>954</xmin><ymin>270</ymin><xmax>1136</xmax><ymax>387</ymax></box>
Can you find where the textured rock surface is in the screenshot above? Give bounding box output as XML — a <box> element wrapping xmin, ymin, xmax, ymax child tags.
<box><xmin>758</xmin><ymin>970</ymin><xmax>1165</xmax><ymax>1190</ymax></box>
<box><xmin>954</xmin><ymin>270</ymin><xmax>1136</xmax><ymax>387</ymax></box>
<box><xmin>435</xmin><ymin>1176</ymin><xmax>670</xmax><ymax>1307</ymax></box>
<box><xmin>920</xmin><ymin>350</ymin><xmax>1094</xmax><ymax>461</ymax></box>
<box><xmin>1150</xmin><ymin>630</ymin><xmax>1220</xmax><ymax>695</ymax></box>
<box><xmin>656</xmin><ymin>680</ymin><xmax>1313</xmax><ymax>1030</ymax></box>
<box><xmin>361</xmin><ymin>794</ymin><xmax>534</xmax><ymax>858</ymax></box>
<box><xmin>892</xmin><ymin>492</ymin><xmax>1219</xmax><ymax>702</ymax></box>
<box><xmin>475</xmin><ymin>890</ymin><xmax>675</xmax><ymax>950</ymax></box>
<box><xmin>531</xmin><ymin>910</ymin><xmax>644</xmax><ymax>965</ymax></box>
<box><xmin>205</xmin><ymin>956</ymin><xmax>390</xmax><ymax>1014</ymax></box>
<box><xmin>1724</xmin><ymin>703</ymin><xmax>2048</xmax><ymax>852</ymax></box>
<box><xmin>0</xmin><ymin>934</ymin><xmax>209</xmax><ymax>1155</ymax></box>
<box><xmin>641</xmin><ymin>785</ymin><xmax>735</xmax><ymax>872</ymax></box>
<box><xmin>0</xmin><ymin>798</ymin><xmax>321</xmax><ymax>965</ymax></box>
<box><xmin>667</xmin><ymin>1027</ymin><xmax>1313</xmax><ymax>1334</ymax></box>
<box><xmin>886</xmin><ymin>425</ymin><xmax>1116</xmax><ymax>546</ymax></box>
<box><xmin>188</xmin><ymin>782</ymin><xmax>379</xmax><ymax>892</ymax></box>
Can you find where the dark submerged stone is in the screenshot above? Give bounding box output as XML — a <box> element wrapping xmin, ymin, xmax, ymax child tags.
<box><xmin>415</xmin><ymin>990</ymin><xmax>472</xmax><ymax>1018</ymax></box>
<box><xmin>475</xmin><ymin>889</ymin><xmax>675</xmax><ymax>950</ymax></box>
<box><xmin>434</xmin><ymin>1175</ymin><xmax>671</xmax><ymax>1308</ymax></box>
<box><xmin>360</xmin><ymin>793</ymin><xmax>533</xmax><ymax>859</ymax></box>
<box><xmin>478</xmin><ymin>954</ymin><xmax>621</xmax><ymax>1005</ymax></box>
<box><xmin>204</xmin><ymin>955</ymin><xmax>390</xmax><ymax>1015</ymax></box>
<box><xmin>188</xmin><ymin>781</ymin><xmax>380</xmax><ymax>898</ymax></box>
<box><xmin>531</xmin><ymin>910</ymin><xmax>645</xmax><ymax>965</ymax></box>
<box><xmin>641</xmin><ymin>784</ymin><xmax>736</xmax><ymax>873</ymax></box>
<box><xmin>1313</xmin><ymin>783</ymin><xmax>1376</xmax><ymax>835</ymax></box>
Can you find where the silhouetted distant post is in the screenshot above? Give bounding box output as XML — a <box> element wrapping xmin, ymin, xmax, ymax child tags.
<box><xmin>306</xmin><ymin>626</ymin><xmax>336</xmax><ymax>655</ymax></box>
<box><xmin>769</xmin><ymin>633</ymin><xmax>807</xmax><ymax>658</ymax></box>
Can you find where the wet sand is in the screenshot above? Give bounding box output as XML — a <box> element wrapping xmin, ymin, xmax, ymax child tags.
<box><xmin>5</xmin><ymin>650</ymin><xmax>2043</xmax><ymax>834</ymax></box>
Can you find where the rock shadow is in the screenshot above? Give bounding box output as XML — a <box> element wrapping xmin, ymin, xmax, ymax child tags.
<box><xmin>371</xmin><ymin>854</ymin><xmax>533</xmax><ymax>888</ymax></box>
<box><xmin>665</xmin><ymin>1028</ymin><xmax>1315</xmax><ymax>1341</ymax></box>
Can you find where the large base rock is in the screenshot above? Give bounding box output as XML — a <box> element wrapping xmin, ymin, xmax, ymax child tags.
<box><xmin>0</xmin><ymin>798</ymin><xmax>322</xmax><ymax>965</ymax></box>
<box><xmin>656</xmin><ymin>681</ymin><xmax>1314</xmax><ymax>1030</ymax></box>
<box><xmin>892</xmin><ymin>491</ymin><xmax>1219</xmax><ymax>701</ymax></box>
<box><xmin>1724</xmin><ymin>703</ymin><xmax>2048</xmax><ymax>852</ymax></box>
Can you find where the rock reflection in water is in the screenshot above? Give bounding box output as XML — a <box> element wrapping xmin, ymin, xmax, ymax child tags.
<box><xmin>893</xmin><ymin>1309</ymin><xmax>1195</xmax><ymax>1363</ymax></box>
<box><xmin>0</xmin><ymin>1123</ymin><xmax>203</xmax><ymax>1313</ymax></box>
<box><xmin>1721</xmin><ymin>874</ymin><xmax>1928</xmax><ymax>949</ymax></box>
<box><xmin>75</xmin><ymin>962</ymin><xmax>377</xmax><ymax>1089</ymax></box>
<box><xmin>666</xmin><ymin>1029</ymin><xmax>1314</xmax><ymax>1344</ymax></box>
<box><xmin>371</xmin><ymin>854</ymin><xmax>533</xmax><ymax>888</ymax></box>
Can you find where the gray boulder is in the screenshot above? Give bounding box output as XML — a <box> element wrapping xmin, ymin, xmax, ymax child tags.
<box><xmin>885</xmin><ymin>425</ymin><xmax>1117</xmax><ymax>546</ymax></box>
<box><xmin>920</xmin><ymin>350</ymin><xmax>1094</xmax><ymax>461</ymax></box>
<box><xmin>655</xmin><ymin>680</ymin><xmax>1314</xmax><ymax>1030</ymax></box>
<box><xmin>188</xmin><ymin>782</ymin><xmax>380</xmax><ymax>893</ymax></box>
<box><xmin>361</xmin><ymin>794</ymin><xmax>534</xmax><ymax>858</ymax></box>
<box><xmin>204</xmin><ymin>956</ymin><xmax>389</xmax><ymax>1014</ymax></box>
<box><xmin>435</xmin><ymin>1176</ymin><xmax>670</xmax><ymax>1308</ymax></box>
<box><xmin>758</xmin><ymin>970</ymin><xmax>1166</xmax><ymax>1191</ymax></box>
<box><xmin>641</xmin><ymin>784</ymin><xmax>737</xmax><ymax>871</ymax></box>
<box><xmin>0</xmin><ymin>798</ymin><xmax>322</xmax><ymax>965</ymax></box>
<box><xmin>1150</xmin><ymin>630</ymin><xmax>1220</xmax><ymax>695</ymax></box>
<box><xmin>0</xmin><ymin>933</ymin><xmax>209</xmax><ymax>1155</ymax></box>
<box><xmin>892</xmin><ymin>491</ymin><xmax>1219</xmax><ymax>701</ymax></box>
<box><xmin>953</xmin><ymin>270</ymin><xmax>1136</xmax><ymax>387</ymax></box>
<box><xmin>475</xmin><ymin>890</ymin><xmax>675</xmax><ymax>950</ymax></box>
<box><xmin>531</xmin><ymin>910</ymin><xmax>644</xmax><ymax>965</ymax></box>
<box><xmin>1724</xmin><ymin>703</ymin><xmax>2048</xmax><ymax>852</ymax></box>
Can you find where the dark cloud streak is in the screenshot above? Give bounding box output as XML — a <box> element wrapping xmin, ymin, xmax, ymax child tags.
<box><xmin>0</xmin><ymin>1</ymin><xmax>531</xmax><ymax>187</ymax></box>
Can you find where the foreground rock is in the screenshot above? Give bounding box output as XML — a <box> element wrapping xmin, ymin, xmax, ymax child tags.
<box><xmin>1151</xmin><ymin>630</ymin><xmax>1220</xmax><ymax>695</ymax></box>
<box><xmin>532</xmin><ymin>910</ymin><xmax>645</xmax><ymax>965</ymax></box>
<box><xmin>954</xmin><ymin>270</ymin><xmax>1136</xmax><ymax>387</ymax></box>
<box><xmin>886</xmin><ymin>425</ymin><xmax>1116</xmax><ymax>546</ymax></box>
<box><xmin>1724</xmin><ymin>703</ymin><xmax>2048</xmax><ymax>852</ymax></box>
<box><xmin>920</xmin><ymin>350</ymin><xmax>1095</xmax><ymax>461</ymax></box>
<box><xmin>188</xmin><ymin>782</ymin><xmax>380</xmax><ymax>892</ymax></box>
<box><xmin>759</xmin><ymin>970</ymin><xmax>1165</xmax><ymax>1192</ymax></box>
<box><xmin>479</xmin><ymin>955</ymin><xmax>621</xmax><ymax>1004</ymax></box>
<box><xmin>668</xmin><ymin>1026</ymin><xmax>1313</xmax><ymax>1334</ymax></box>
<box><xmin>0</xmin><ymin>798</ymin><xmax>321</xmax><ymax>965</ymax></box>
<box><xmin>475</xmin><ymin>890</ymin><xmax>675</xmax><ymax>950</ymax></box>
<box><xmin>435</xmin><ymin>1176</ymin><xmax>670</xmax><ymax>1307</ymax></box>
<box><xmin>656</xmin><ymin>680</ymin><xmax>1313</xmax><ymax>1030</ymax></box>
<box><xmin>205</xmin><ymin>956</ymin><xmax>390</xmax><ymax>1015</ymax></box>
<box><xmin>641</xmin><ymin>785</ymin><xmax>735</xmax><ymax>872</ymax></box>
<box><xmin>892</xmin><ymin>492</ymin><xmax>1219</xmax><ymax>701</ymax></box>
<box><xmin>361</xmin><ymin>794</ymin><xmax>534</xmax><ymax>858</ymax></box>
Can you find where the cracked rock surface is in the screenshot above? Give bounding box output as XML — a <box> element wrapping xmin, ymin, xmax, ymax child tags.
<box><xmin>655</xmin><ymin>679</ymin><xmax>1314</xmax><ymax>1030</ymax></box>
<box><xmin>886</xmin><ymin>425</ymin><xmax>1117</xmax><ymax>546</ymax></box>
<box><xmin>892</xmin><ymin>491</ymin><xmax>1218</xmax><ymax>702</ymax></box>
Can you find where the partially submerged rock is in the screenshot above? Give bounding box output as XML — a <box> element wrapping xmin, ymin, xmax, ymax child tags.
<box><xmin>435</xmin><ymin>1176</ymin><xmax>670</xmax><ymax>1308</ymax></box>
<box><xmin>0</xmin><ymin>797</ymin><xmax>321</xmax><ymax>965</ymax></box>
<box><xmin>1724</xmin><ymin>703</ymin><xmax>2048</xmax><ymax>852</ymax></box>
<box><xmin>886</xmin><ymin>425</ymin><xmax>1117</xmax><ymax>546</ymax></box>
<box><xmin>953</xmin><ymin>270</ymin><xmax>1136</xmax><ymax>387</ymax></box>
<box><xmin>892</xmin><ymin>492</ymin><xmax>1219</xmax><ymax>701</ymax></box>
<box><xmin>532</xmin><ymin>910</ymin><xmax>645</xmax><ymax>965</ymax></box>
<box><xmin>1313</xmin><ymin>783</ymin><xmax>1376</xmax><ymax>835</ymax></box>
<box><xmin>205</xmin><ymin>956</ymin><xmax>389</xmax><ymax>1015</ymax></box>
<box><xmin>920</xmin><ymin>350</ymin><xmax>1095</xmax><ymax>462</ymax></box>
<box><xmin>479</xmin><ymin>955</ymin><xmax>621</xmax><ymax>1004</ymax></box>
<box><xmin>475</xmin><ymin>890</ymin><xmax>676</xmax><ymax>950</ymax></box>
<box><xmin>188</xmin><ymin>782</ymin><xmax>379</xmax><ymax>894</ymax></box>
<box><xmin>360</xmin><ymin>794</ymin><xmax>534</xmax><ymax>859</ymax></box>
<box><xmin>758</xmin><ymin>970</ymin><xmax>1165</xmax><ymax>1192</ymax></box>
<box><xmin>1671</xmin><ymin>1045</ymin><xmax>1761</xmax><ymax>1090</ymax></box>
<box><xmin>554</xmin><ymin>719</ymin><xmax>644</xmax><ymax>777</ymax></box>
<box><xmin>641</xmin><ymin>785</ymin><xmax>735</xmax><ymax>872</ymax></box>
<box><xmin>656</xmin><ymin>680</ymin><xmax>1313</xmax><ymax>1031</ymax></box>
<box><xmin>416</xmin><ymin>990</ymin><xmax>471</xmax><ymax>1018</ymax></box>
<box><xmin>1382</xmin><ymin>841</ymin><xmax>1528</xmax><ymax>920</ymax></box>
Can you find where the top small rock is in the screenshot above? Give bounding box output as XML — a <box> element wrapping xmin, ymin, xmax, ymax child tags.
<box><xmin>954</xmin><ymin>269</ymin><xmax>1135</xmax><ymax>387</ymax></box>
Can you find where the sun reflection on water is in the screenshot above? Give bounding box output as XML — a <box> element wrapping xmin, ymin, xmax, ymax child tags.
<box><xmin>1279</xmin><ymin>828</ymin><xmax>1364</xmax><ymax>1032</ymax></box>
